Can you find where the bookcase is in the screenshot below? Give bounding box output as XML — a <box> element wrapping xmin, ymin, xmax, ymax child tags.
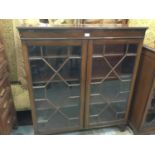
<box><xmin>18</xmin><ymin>26</ymin><xmax>146</xmax><ymax>134</ymax></box>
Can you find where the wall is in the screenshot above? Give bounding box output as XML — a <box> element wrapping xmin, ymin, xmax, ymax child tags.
<box><xmin>129</xmin><ymin>19</ymin><xmax>155</xmax><ymax>48</ymax></box>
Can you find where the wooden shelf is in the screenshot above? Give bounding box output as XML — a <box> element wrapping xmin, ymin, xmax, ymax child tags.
<box><xmin>37</xmin><ymin>106</ymin><xmax>80</xmax><ymax>124</ymax></box>
<box><xmin>91</xmin><ymin>74</ymin><xmax>132</xmax><ymax>83</ymax></box>
<box><xmin>29</xmin><ymin>53</ymin><xmax>136</xmax><ymax>60</ymax></box>
<box><xmin>32</xmin><ymin>77</ymin><xmax>80</xmax><ymax>85</ymax></box>
<box><xmin>29</xmin><ymin>55</ymin><xmax>81</xmax><ymax>60</ymax></box>
<box><xmin>37</xmin><ymin>117</ymin><xmax>79</xmax><ymax>124</ymax></box>
<box><xmin>92</xmin><ymin>53</ymin><xmax>136</xmax><ymax>58</ymax></box>
<box><xmin>36</xmin><ymin>103</ymin><xmax>79</xmax><ymax>111</ymax></box>
<box><xmin>91</xmin><ymin>99</ymin><xmax>127</xmax><ymax>106</ymax></box>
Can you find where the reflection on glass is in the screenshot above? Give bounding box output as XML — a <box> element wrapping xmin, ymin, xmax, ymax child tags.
<box><xmin>89</xmin><ymin>43</ymin><xmax>137</xmax><ymax>125</ymax></box>
<box><xmin>28</xmin><ymin>45</ymin><xmax>82</xmax><ymax>131</ymax></box>
<box><xmin>30</xmin><ymin>60</ymin><xmax>54</xmax><ymax>83</ymax></box>
<box><xmin>93</xmin><ymin>44</ymin><xmax>137</xmax><ymax>56</ymax></box>
<box><xmin>29</xmin><ymin>46</ymin><xmax>81</xmax><ymax>57</ymax></box>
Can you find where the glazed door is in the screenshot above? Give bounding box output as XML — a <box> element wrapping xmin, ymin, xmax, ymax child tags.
<box><xmin>85</xmin><ymin>39</ymin><xmax>138</xmax><ymax>128</ymax></box>
<box><xmin>27</xmin><ymin>40</ymin><xmax>87</xmax><ymax>133</ymax></box>
<box><xmin>141</xmin><ymin>78</ymin><xmax>155</xmax><ymax>129</ymax></box>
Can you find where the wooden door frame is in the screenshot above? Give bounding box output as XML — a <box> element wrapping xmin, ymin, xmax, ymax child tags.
<box><xmin>22</xmin><ymin>39</ymin><xmax>88</xmax><ymax>134</ymax></box>
<box><xmin>84</xmin><ymin>38</ymin><xmax>144</xmax><ymax>128</ymax></box>
<box><xmin>84</xmin><ymin>40</ymin><xmax>93</xmax><ymax>128</ymax></box>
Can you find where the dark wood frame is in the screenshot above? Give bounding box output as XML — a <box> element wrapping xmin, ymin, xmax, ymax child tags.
<box><xmin>84</xmin><ymin>39</ymin><xmax>144</xmax><ymax>129</ymax></box>
<box><xmin>18</xmin><ymin>26</ymin><xmax>147</xmax><ymax>134</ymax></box>
<box><xmin>129</xmin><ymin>46</ymin><xmax>155</xmax><ymax>134</ymax></box>
<box><xmin>22</xmin><ymin>39</ymin><xmax>88</xmax><ymax>134</ymax></box>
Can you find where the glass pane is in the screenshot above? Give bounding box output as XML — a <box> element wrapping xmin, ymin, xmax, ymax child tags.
<box><xmin>105</xmin><ymin>44</ymin><xmax>127</xmax><ymax>54</ymax></box>
<box><xmin>93</xmin><ymin>44</ymin><xmax>126</xmax><ymax>56</ymax></box>
<box><xmin>128</xmin><ymin>44</ymin><xmax>137</xmax><ymax>53</ymax></box>
<box><xmin>33</xmin><ymin>85</ymin><xmax>45</xmax><ymax>99</ymax></box>
<box><xmin>28</xmin><ymin>46</ymin><xmax>81</xmax><ymax>57</ymax></box>
<box><xmin>45</xmin><ymin>58</ymin><xmax>81</xmax><ymax>81</ymax></box>
<box><xmin>46</xmin><ymin>81</ymin><xmax>80</xmax><ymax>107</ymax></box>
<box><xmin>143</xmin><ymin>88</ymin><xmax>155</xmax><ymax>128</ymax></box>
<box><xmin>30</xmin><ymin>59</ymin><xmax>54</xmax><ymax>83</ymax></box>
<box><xmin>89</xmin><ymin>43</ymin><xmax>137</xmax><ymax>125</ymax></box>
<box><xmin>29</xmin><ymin>46</ymin><xmax>41</xmax><ymax>57</ymax></box>
<box><xmin>28</xmin><ymin>45</ymin><xmax>82</xmax><ymax>132</ymax></box>
<box><xmin>93</xmin><ymin>44</ymin><xmax>137</xmax><ymax>56</ymax></box>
